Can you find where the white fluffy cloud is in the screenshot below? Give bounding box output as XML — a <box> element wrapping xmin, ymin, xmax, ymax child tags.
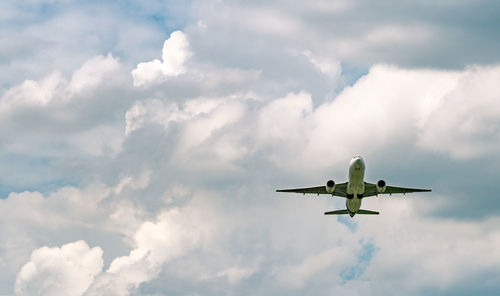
<box><xmin>84</xmin><ymin>190</ymin><xmax>230</xmax><ymax>295</ymax></box>
<box><xmin>0</xmin><ymin>53</ymin><xmax>127</xmax><ymax>171</ymax></box>
<box><xmin>124</xmin><ymin>95</ymin><xmax>250</xmax><ymax>172</ymax></box>
<box><xmin>125</xmin><ymin>97</ymin><xmax>227</xmax><ymax>135</ymax></box>
<box><xmin>255</xmin><ymin>64</ymin><xmax>500</xmax><ymax>171</ymax></box>
<box><xmin>125</xmin><ymin>60</ymin><xmax>500</xmax><ymax>174</ymax></box>
<box><xmin>1</xmin><ymin>54</ymin><xmax>121</xmax><ymax>108</ymax></box>
<box><xmin>1</xmin><ymin>71</ymin><xmax>66</xmax><ymax>106</ymax></box>
<box><xmin>0</xmin><ymin>172</ymin><xmax>151</xmax><ymax>291</ymax></box>
<box><xmin>12</xmin><ymin>189</ymin><xmax>500</xmax><ymax>296</ymax></box>
<box><xmin>132</xmin><ymin>31</ymin><xmax>192</xmax><ymax>86</ymax></box>
<box><xmin>7</xmin><ymin>177</ymin><xmax>230</xmax><ymax>296</ymax></box>
<box><xmin>417</xmin><ymin>65</ymin><xmax>500</xmax><ymax>158</ymax></box>
<box><xmin>15</xmin><ymin>241</ymin><xmax>103</xmax><ymax>296</ymax></box>
<box><xmin>3</xmin><ymin>1</ymin><xmax>500</xmax><ymax>295</ymax></box>
<box><xmin>68</xmin><ymin>54</ymin><xmax>122</xmax><ymax>94</ymax></box>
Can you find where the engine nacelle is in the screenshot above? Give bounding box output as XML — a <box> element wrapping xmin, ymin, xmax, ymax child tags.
<box><xmin>326</xmin><ymin>180</ymin><xmax>335</xmax><ymax>193</ymax></box>
<box><xmin>377</xmin><ymin>180</ymin><xmax>386</xmax><ymax>193</ymax></box>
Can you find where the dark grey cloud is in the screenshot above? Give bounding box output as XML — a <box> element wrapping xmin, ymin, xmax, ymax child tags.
<box><xmin>190</xmin><ymin>0</ymin><xmax>500</xmax><ymax>72</ymax></box>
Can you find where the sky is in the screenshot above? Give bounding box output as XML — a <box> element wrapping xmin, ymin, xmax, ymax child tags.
<box><xmin>1</xmin><ymin>0</ymin><xmax>500</xmax><ymax>295</ymax></box>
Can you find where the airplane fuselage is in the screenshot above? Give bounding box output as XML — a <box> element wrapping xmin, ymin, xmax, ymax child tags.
<box><xmin>346</xmin><ymin>156</ymin><xmax>366</xmax><ymax>216</ymax></box>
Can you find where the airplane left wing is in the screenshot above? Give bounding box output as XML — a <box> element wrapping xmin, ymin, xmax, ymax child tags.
<box><xmin>276</xmin><ymin>182</ymin><xmax>347</xmax><ymax>197</ymax></box>
<box><xmin>364</xmin><ymin>182</ymin><xmax>431</xmax><ymax>197</ymax></box>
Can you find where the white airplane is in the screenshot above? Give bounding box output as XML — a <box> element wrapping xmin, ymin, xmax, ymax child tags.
<box><xmin>276</xmin><ymin>156</ymin><xmax>431</xmax><ymax>217</ymax></box>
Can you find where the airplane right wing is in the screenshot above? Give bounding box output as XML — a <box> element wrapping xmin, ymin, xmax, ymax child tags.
<box><xmin>276</xmin><ymin>182</ymin><xmax>348</xmax><ymax>197</ymax></box>
<box><xmin>364</xmin><ymin>182</ymin><xmax>431</xmax><ymax>197</ymax></box>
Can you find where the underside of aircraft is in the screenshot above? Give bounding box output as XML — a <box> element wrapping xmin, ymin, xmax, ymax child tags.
<box><xmin>276</xmin><ymin>156</ymin><xmax>431</xmax><ymax>217</ymax></box>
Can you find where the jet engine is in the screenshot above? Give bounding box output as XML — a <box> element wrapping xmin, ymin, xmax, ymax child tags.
<box><xmin>326</xmin><ymin>180</ymin><xmax>335</xmax><ymax>193</ymax></box>
<box><xmin>377</xmin><ymin>180</ymin><xmax>386</xmax><ymax>193</ymax></box>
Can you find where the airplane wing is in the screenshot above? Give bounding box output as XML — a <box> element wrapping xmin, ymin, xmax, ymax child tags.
<box><xmin>276</xmin><ymin>182</ymin><xmax>348</xmax><ymax>197</ymax></box>
<box><xmin>364</xmin><ymin>182</ymin><xmax>431</xmax><ymax>198</ymax></box>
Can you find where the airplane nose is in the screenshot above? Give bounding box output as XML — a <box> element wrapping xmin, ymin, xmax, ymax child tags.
<box><xmin>350</xmin><ymin>156</ymin><xmax>365</xmax><ymax>169</ymax></box>
<box><xmin>353</xmin><ymin>156</ymin><xmax>364</xmax><ymax>168</ymax></box>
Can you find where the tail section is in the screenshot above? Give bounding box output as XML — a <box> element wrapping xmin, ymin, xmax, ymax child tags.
<box><xmin>324</xmin><ymin>209</ymin><xmax>379</xmax><ymax>216</ymax></box>
<box><xmin>357</xmin><ymin>209</ymin><xmax>379</xmax><ymax>215</ymax></box>
<box><xmin>324</xmin><ymin>209</ymin><xmax>349</xmax><ymax>215</ymax></box>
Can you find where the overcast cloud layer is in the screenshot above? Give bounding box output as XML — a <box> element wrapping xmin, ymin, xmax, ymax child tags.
<box><xmin>1</xmin><ymin>0</ymin><xmax>500</xmax><ymax>295</ymax></box>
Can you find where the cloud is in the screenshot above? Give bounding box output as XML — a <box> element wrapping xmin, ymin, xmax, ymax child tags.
<box><xmin>1</xmin><ymin>54</ymin><xmax>121</xmax><ymax>109</ymax></box>
<box><xmin>125</xmin><ymin>57</ymin><xmax>500</xmax><ymax>174</ymax></box>
<box><xmin>113</xmin><ymin>170</ymin><xmax>152</xmax><ymax>195</ymax></box>
<box><xmin>13</xmin><ymin>185</ymin><xmax>500</xmax><ymax>296</ymax></box>
<box><xmin>132</xmin><ymin>31</ymin><xmax>192</xmax><ymax>87</ymax></box>
<box><xmin>10</xmin><ymin>60</ymin><xmax>500</xmax><ymax>295</ymax></box>
<box><xmin>356</xmin><ymin>199</ymin><xmax>500</xmax><ymax>295</ymax></box>
<box><xmin>125</xmin><ymin>97</ymin><xmax>227</xmax><ymax>136</ymax></box>
<box><xmin>3</xmin><ymin>1</ymin><xmax>500</xmax><ymax>295</ymax></box>
<box><xmin>417</xmin><ymin>65</ymin><xmax>500</xmax><ymax>158</ymax></box>
<box><xmin>84</xmin><ymin>191</ymin><xmax>227</xmax><ymax>296</ymax></box>
<box><xmin>0</xmin><ymin>2</ymin><xmax>167</xmax><ymax>91</ymax></box>
<box><xmin>11</xmin><ymin>188</ymin><xmax>234</xmax><ymax>296</ymax></box>
<box><xmin>191</xmin><ymin>0</ymin><xmax>500</xmax><ymax>70</ymax></box>
<box><xmin>254</xmin><ymin>64</ymin><xmax>500</xmax><ymax>172</ymax></box>
<box><xmin>15</xmin><ymin>240</ymin><xmax>103</xmax><ymax>296</ymax></box>
<box><xmin>0</xmin><ymin>172</ymin><xmax>152</xmax><ymax>290</ymax></box>
<box><xmin>256</xmin><ymin>91</ymin><xmax>315</xmax><ymax>169</ymax></box>
<box><xmin>0</xmin><ymin>53</ymin><xmax>128</xmax><ymax>191</ymax></box>
<box><xmin>68</xmin><ymin>54</ymin><xmax>122</xmax><ymax>94</ymax></box>
<box><xmin>124</xmin><ymin>94</ymin><xmax>250</xmax><ymax>172</ymax></box>
<box><xmin>177</xmin><ymin>100</ymin><xmax>246</xmax><ymax>152</ymax></box>
<box><xmin>274</xmin><ymin>246</ymin><xmax>357</xmax><ymax>289</ymax></box>
<box><xmin>215</xmin><ymin>266</ymin><xmax>256</xmax><ymax>285</ymax></box>
<box><xmin>302</xmin><ymin>50</ymin><xmax>342</xmax><ymax>78</ymax></box>
<box><xmin>1</xmin><ymin>71</ymin><xmax>67</xmax><ymax>106</ymax></box>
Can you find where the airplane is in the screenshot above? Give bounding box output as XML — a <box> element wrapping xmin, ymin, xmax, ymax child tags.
<box><xmin>276</xmin><ymin>156</ymin><xmax>431</xmax><ymax>217</ymax></box>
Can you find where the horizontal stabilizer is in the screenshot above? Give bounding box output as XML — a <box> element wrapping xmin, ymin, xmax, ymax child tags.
<box><xmin>324</xmin><ymin>209</ymin><xmax>349</xmax><ymax>215</ymax></box>
<box><xmin>357</xmin><ymin>209</ymin><xmax>379</xmax><ymax>215</ymax></box>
